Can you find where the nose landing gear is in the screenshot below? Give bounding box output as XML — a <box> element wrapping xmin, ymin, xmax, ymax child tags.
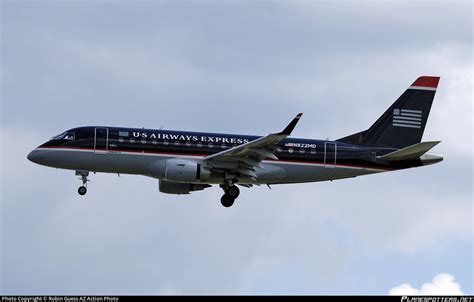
<box><xmin>220</xmin><ymin>183</ymin><xmax>240</xmax><ymax>207</ymax></box>
<box><xmin>76</xmin><ymin>170</ymin><xmax>89</xmax><ymax>196</ymax></box>
<box><xmin>78</xmin><ymin>186</ymin><xmax>87</xmax><ymax>195</ymax></box>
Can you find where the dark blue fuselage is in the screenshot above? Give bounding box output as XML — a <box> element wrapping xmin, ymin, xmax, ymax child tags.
<box><xmin>36</xmin><ymin>126</ymin><xmax>422</xmax><ymax>171</ymax></box>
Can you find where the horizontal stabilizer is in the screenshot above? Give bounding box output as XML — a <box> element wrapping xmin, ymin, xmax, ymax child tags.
<box><xmin>377</xmin><ymin>141</ymin><xmax>441</xmax><ymax>161</ymax></box>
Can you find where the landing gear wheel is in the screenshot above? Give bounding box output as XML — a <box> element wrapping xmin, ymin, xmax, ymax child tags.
<box><xmin>78</xmin><ymin>186</ymin><xmax>87</xmax><ymax>196</ymax></box>
<box><xmin>76</xmin><ymin>170</ymin><xmax>90</xmax><ymax>196</ymax></box>
<box><xmin>220</xmin><ymin>194</ymin><xmax>235</xmax><ymax>208</ymax></box>
<box><xmin>226</xmin><ymin>185</ymin><xmax>240</xmax><ymax>199</ymax></box>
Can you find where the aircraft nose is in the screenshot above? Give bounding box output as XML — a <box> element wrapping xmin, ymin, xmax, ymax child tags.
<box><xmin>27</xmin><ymin>149</ymin><xmax>42</xmax><ymax>164</ymax></box>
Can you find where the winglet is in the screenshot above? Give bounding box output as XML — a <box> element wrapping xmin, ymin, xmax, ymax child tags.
<box><xmin>279</xmin><ymin>113</ymin><xmax>303</xmax><ymax>135</ymax></box>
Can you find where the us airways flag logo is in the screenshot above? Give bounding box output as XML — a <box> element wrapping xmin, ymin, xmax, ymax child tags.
<box><xmin>393</xmin><ymin>108</ymin><xmax>422</xmax><ymax>129</ymax></box>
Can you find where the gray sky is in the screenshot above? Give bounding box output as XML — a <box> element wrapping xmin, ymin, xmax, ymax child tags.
<box><xmin>1</xmin><ymin>0</ymin><xmax>472</xmax><ymax>295</ymax></box>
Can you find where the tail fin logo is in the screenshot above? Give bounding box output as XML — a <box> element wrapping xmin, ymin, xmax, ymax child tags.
<box><xmin>393</xmin><ymin>109</ymin><xmax>422</xmax><ymax>129</ymax></box>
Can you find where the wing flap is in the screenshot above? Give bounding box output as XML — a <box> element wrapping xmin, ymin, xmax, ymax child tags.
<box><xmin>249</xmin><ymin>148</ymin><xmax>278</xmax><ymax>160</ymax></box>
<box><xmin>236</xmin><ymin>168</ymin><xmax>258</xmax><ymax>179</ymax></box>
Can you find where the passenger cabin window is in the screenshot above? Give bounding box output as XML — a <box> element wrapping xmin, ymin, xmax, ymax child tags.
<box><xmin>152</xmin><ymin>140</ymin><xmax>158</xmax><ymax>145</ymax></box>
<box><xmin>299</xmin><ymin>149</ymin><xmax>305</xmax><ymax>154</ymax></box>
<box><xmin>141</xmin><ymin>139</ymin><xmax>146</xmax><ymax>144</ymax></box>
<box><xmin>175</xmin><ymin>141</ymin><xmax>180</xmax><ymax>146</ymax></box>
<box><xmin>130</xmin><ymin>138</ymin><xmax>135</xmax><ymax>143</ymax></box>
<box><xmin>208</xmin><ymin>143</ymin><xmax>214</xmax><ymax>148</ymax></box>
<box><xmin>221</xmin><ymin>144</ymin><xmax>227</xmax><ymax>149</ymax></box>
<box><xmin>310</xmin><ymin>149</ymin><xmax>316</xmax><ymax>155</ymax></box>
<box><xmin>197</xmin><ymin>142</ymin><xmax>203</xmax><ymax>148</ymax></box>
<box><xmin>163</xmin><ymin>140</ymin><xmax>169</xmax><ymax>146</ymax></box>
<box><xmin>186</xmin><ymin>142</ymin><xmax>191</xmax><ymax>147</ymax></box>
<box><xmin>119</xmin><ymin>138</ymin><xmax>124</xmax><ymax>143</ymax></box>
<box><xmin>288</xmin><ymin>148</ymin><xmax>294</xmax><ymax>154</ymax></box>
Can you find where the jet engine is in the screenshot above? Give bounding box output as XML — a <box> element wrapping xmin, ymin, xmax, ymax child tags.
<box><xmin>165</xmin><ymin>158</ymin><xmax>210</xmax><ymax>182</ymax></box>
<box><xmin>159</xmin><ymin>180</ymin><xmax>211</xmax><ymax>194</ymax></box>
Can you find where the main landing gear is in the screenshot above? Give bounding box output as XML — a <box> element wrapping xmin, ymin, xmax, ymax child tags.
<box><xmin>220</xmin><ymin>182</ymin><xmax>240</xmax><ymax>208</ymax></box>
<box><xmin>75</xmin><ymin>170</ymin><xmax>89</xmax><ymax>196</ymax></box>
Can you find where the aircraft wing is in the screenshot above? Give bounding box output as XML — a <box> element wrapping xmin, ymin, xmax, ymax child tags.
<box><xmin>204</xmin><ymin>113</ymin><xmax>303</xmax><ymax>180</ymax></box>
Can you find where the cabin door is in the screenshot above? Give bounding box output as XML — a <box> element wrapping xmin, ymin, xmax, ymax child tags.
<box><xmin>324</xmin><ymin>142</ymin><xmax>337</xmax><ymax>168</ymax></box>
<box><xmin>94</xmin><ymin>127</ymin><xmax>109</xmax><ymax>154</ymax></box>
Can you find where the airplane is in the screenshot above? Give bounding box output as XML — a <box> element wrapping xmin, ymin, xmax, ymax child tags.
<box><xmin>27</xmin><ymin>76</ymin><xmax>443</xmax><ymax>207</ymax></box>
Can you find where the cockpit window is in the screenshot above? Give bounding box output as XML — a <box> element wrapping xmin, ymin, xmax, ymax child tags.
<box><xmin>63</xmin><ymin>132</ymin><xmax>75</xmax><ymax>140</ymax></box>
<box><xmin>51</xmin><ymin>132</ymin><xmax>75</xmax><ymax>141</ymax></box>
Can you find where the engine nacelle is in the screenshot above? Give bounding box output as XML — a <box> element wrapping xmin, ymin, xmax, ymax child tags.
<box><xmin>159</xmin><ymin>180</ymin><xmax>211</xmax><ymax>194</ymax></box>
<box><xmin>165</xmin><ymin>159</ymin><xmax>210</xmax><ymax>182</ymax></box>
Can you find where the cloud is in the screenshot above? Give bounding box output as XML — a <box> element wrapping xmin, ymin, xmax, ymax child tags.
<box><xmin>389</xmin><ymin>273</ymin><xmax>464</xmax><ymax>295</ymax></box>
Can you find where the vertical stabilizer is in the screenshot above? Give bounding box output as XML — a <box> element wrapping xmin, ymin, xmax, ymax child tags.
<box><xmin>338</xmin><ymin>76</ymin><xmax>440</xmax><ymax>148</ymax></box>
